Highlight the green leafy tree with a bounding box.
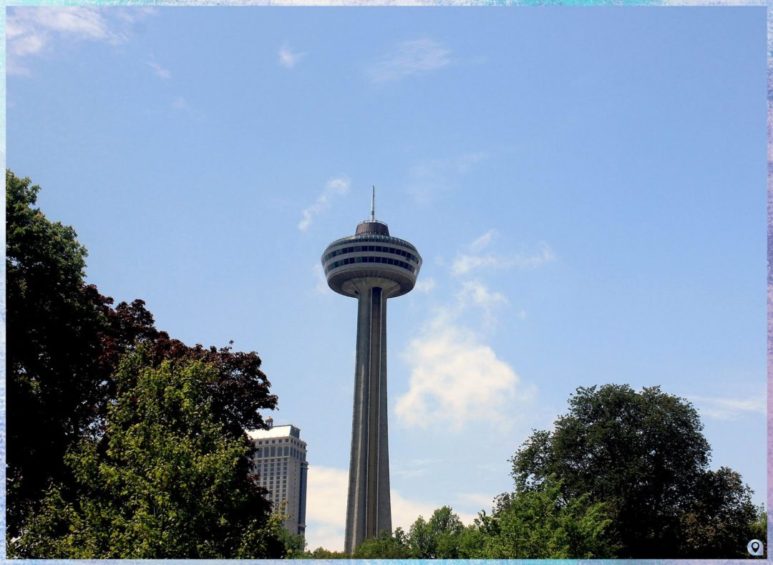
[10,355,285,558]
[474,479,616,558]
[7,170,278,541]
[303,547,349,559]
[750,504,768,543]
[512,384,762,557]
[354,528,413,558]
[407,506,465,558]
[7,170,108,534]
[679,467,761,557]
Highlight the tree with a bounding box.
[10,354,285,558]
[7,170,108,535]
[679,467,761,557]
[7,170,278,540]
[475,479,616,558]
[512,384,762,557]
[407,506,465,558]
[303,547,349,559]
[354,528,413,558]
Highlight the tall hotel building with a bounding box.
[248,418,308,537]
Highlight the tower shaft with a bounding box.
[322,216,421,554]
[345,283,392,554]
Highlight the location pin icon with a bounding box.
[748,539,764,556]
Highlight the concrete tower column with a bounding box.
[322,214,421,555]
[345,282,392,553]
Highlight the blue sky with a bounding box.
[6,6,767,551]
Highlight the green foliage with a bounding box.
[750,504,768,543]
[679,468,762,557]
[10,356,284,558]
[512,384,761,557]
[6,170,108,534]
[7,170,279,550]
[303,547,349,559]
[349,490,613,559]
[407,506,465,558]
[354,528,413,558]
[472,479,616,558]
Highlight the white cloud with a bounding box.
[457,280,507,309]
[7,7,154,75]
[368,38,451,83]
[452,241,555,276]
[457,280,508,329]
[278,44,305,69]
[305,466,348,551]
[172,96,189,110]
[414,277,436,294]
[396,317,529,431]
[305,465,473,552]
[313,264,329,295]
[147,61,171,80]
[397,248,537,431]
[470,229,496,252]
[298,176,351,232]
[688,395,765,421]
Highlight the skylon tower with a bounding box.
[322,189,421,554]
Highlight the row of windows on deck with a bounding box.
[328,255,416,273]
[324,244,419,263]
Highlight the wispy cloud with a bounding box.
[452,234,555,276]
[278,43,305,69]
[457,280,508,329]
[7,7,155,75]
[305,466,472,552]
[147,61,171,80]
[393,458,438,479]
[469,229,497,253]
[298,176,351,232]
[368,38,451,83]
[414,277,437,294]
[688,394,765,421]
[397,228,540,432]
[313,264,329,295]
[406,152,487,205]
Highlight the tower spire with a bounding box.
[371,185,376,222]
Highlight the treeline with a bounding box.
[7,170,296,557]
[306,385,766,559]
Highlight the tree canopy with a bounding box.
[11,355,286,558]
[7,170,107,533]
[351,491,615,559]
[7,170,282,556]
[511,384,762,557]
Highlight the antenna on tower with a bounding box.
[371,185,376,222]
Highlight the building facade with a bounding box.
[248,419,308,537]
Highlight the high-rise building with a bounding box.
[321,191,422,553]
[248,418,308,537]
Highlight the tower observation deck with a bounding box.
[322,201,421,554]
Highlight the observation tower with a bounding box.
[322,189,421,554]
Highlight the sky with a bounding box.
[6,5,767,552]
